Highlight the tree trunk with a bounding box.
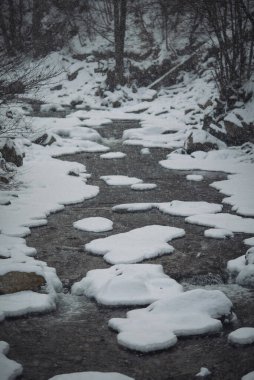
[113,0,127,86]
[32,0,44,57]
[0,7,12,54]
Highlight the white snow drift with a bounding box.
[48,372,134,380]
[228,327,254,345]
[100,175,143,186]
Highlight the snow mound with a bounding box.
[195,367,211,378]
[0,291,56,322]
[204,228,234,239]
[109,289,233,353]
[186,213,254,234]
[0,235,36,259]
[244,237,254,246]
[227,247,254,287]
[242,371,254,380]
[186,174,204,181]
[228,327,254,345]
[71,264,183,305]
[100,175,143,186]
[113,201,222,217]
[85,225,185,264]
[73,217,113,232]
[48,372,134,380]
[100,152,126,159]
[130,183,157,191]
[0,341,23,380]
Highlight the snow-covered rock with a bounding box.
[100,175,143,186]
[85,225,185,264]
[0,138,23,167]
[48,372,135,380]
[71,264,183,305]
[73,217,113,233]
[228,327,254,345]
[109,289,233,353]
[227,247,254,288]
[184,130,226,154]
[0,341,23,380]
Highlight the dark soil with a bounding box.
[1,120,254,380]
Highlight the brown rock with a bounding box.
[0,271,45,294]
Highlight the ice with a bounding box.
[186,213,254,234]
[73,217,113,232]
[186,174,204,181]
[0,291,56,322]
[0,341,23,380]
[71,264,183,305]
[85,225,185,264]
[242,371,254,380]
[100,152,126,159]
[109,289,232,352]
[100,175,143,186]
[113,201,222,217]
[204,228,234,239]
[228,327,254,345]
[48,372,134,380]
[130,183,157,191]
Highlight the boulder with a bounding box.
[32,132,56,146]
[224,118,254,145]
[0,138,23,167]
[0,271,45,294]
[184,129,226,154]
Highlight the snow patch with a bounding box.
[0,341,23,380]
[73,217,113,233]
[85,225,185,264]
[228,327,254,345]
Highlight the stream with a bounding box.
[1,119,254,380]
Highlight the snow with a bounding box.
[100,175,143,186]
[160,145,254,217]
[0,235,36,259]
[85,225,185,264]
[242,372,254,380]
[0,291,56,322]
[130,183,157,191]
[108,289,232,352]
[228,327,254,345]
[71,264,183,305]
[227,247,254,287]
[0,341,23,380]
[113,201,222,217]
[186,213,254,234]
[73,217,113,233]
[100,152,126,159]
[186,174,204,181]
[244,237,254,246]
[140,148,150,155]
[204,228,234,239]
[48,373,134,380]
[195,367,211,377]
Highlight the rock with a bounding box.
[224,119,254,145]
[112,100,121,108]
[50,84,62,91]
[198,99,213,110]
[32,133,56,146]
[184,129,226,154]
[0,138,23,167]
[0,271,45,294]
